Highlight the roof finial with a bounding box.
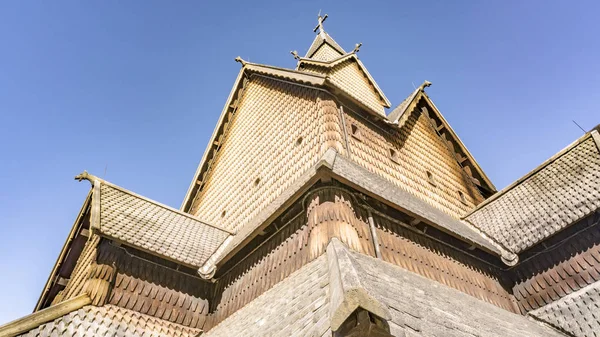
[313,12,329,38]
[290,50,300,60]
[234,56,247,66]
[419,80,432,91]
[353,43,362,53]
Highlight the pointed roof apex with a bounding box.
[305,13,346,59]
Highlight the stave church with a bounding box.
[1,14,599,337]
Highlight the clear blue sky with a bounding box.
[0,0,598,324]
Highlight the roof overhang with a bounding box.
[198,148,517,277]
[297,53,391,108]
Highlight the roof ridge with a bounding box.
[75,171,233,234]
[246,62,326,79]
[463,132,594,218]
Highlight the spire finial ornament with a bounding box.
[313,12,329,38]
[353,43,362,53]
[234,56,247,66]
[419,80,432,91]
[290,50,300,60]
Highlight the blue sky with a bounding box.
[0,0,598,324]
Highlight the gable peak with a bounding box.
[305,13,346,60]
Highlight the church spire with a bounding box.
[305,13,346,61]
[313,13,328,39]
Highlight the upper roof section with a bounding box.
[464,130,600,254]
[76,171,232,267]
[294,14,391,116]
[388,83,497,197]
[305,14,346,61]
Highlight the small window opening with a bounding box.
[254,177,261,186]
[458,190,467,204]
[389,148,398,163]
[426,171,436,187]
[350,124,362,140]
[296,136,303,146]
[221,210,227,217]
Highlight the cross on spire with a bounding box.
[313,13,329,38]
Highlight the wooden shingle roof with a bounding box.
[202,239,564,337]
[17,304,200,337]
[77,172,232,268]
[305,32,346,60]
[464,131,600,254]
[530,280,600,336]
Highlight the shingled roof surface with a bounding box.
[203,240,563,337]
[530,280,600,336]
[17,304,200,337]
[465,133,600,253]
[203,255,331,337]
[97,180,231,267]
[387,86,420,125]
[305,32,345,59]
[343,246,564,336]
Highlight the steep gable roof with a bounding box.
[180,60,392,213]
[464,130,600,254]
[388,84,497,197]
[297,53,391,115]
[305,32,346,60]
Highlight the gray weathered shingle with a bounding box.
[97,181,231,267]
[530,280,600,337]
[18,304,200,337]
[203,255,331,337]
[203,240,564,337]
[340,244,564,337]
[465,134,600,253]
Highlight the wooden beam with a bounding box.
[0,295,91,337]
[56,277,69,287]
[79,228,90,238]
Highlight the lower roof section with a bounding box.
[202,239,564,337]
[16,304,200,337]
[203,254,331,337]
[530,280,600,337]
[76,171,232,268]
[465,131,600,254]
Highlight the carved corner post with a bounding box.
[305,187,372,259]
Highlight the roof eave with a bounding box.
[180,67,246,213]
[201,148,514,274]
[463,131,596,218]
[421,93,497,192]
[34,189,93,312]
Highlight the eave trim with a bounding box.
[463,132,594,218]
[34,190,92,312]
[1,295,91,337]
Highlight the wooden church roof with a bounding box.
[75,171,232,268]
[6,13,600,337]
[465,130,600,254]
[203,239,563,337]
